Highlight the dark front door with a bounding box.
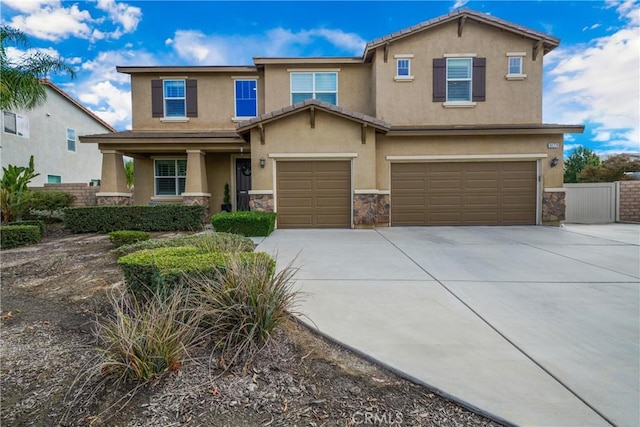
[236,158,252,211]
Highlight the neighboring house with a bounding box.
[81,8,583,228]
[1,80,115,186]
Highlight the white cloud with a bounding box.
[79,80,132,130]
[452,0,470,10]
[95,0,142,34]
[544,0,640,153]
[1,0,59,14]
[582,23,602,31]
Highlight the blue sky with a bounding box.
[2,0,639,156]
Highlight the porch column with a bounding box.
[96,150,132,205]
[182,150,211,220]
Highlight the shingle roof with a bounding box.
[236,99,391,132]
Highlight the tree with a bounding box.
[564,146,600,183]
[124,160,134,189]
[0,26,75,111]
[1,156,40,222]
[579,154,640,182]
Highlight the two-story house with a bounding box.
[81,8,583,228]
[2,80,115,186]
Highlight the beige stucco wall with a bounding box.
[133,157,153,205]
[130,71,264,131]
[250,110,377,191]
[262,64,373,116]
[206,153,232,213]
[372,19,544,125]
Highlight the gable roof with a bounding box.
[43,80,116,132]
[363,8,560,61]
[236,98,391,133]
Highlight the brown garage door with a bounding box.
[391,161,537,226]
[277,161,351,228]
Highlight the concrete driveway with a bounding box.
[256,224,639,427]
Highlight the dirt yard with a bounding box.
[1,224,503,426]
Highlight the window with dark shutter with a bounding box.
[472,57,486,102]
[432,58,446,102]
[151,80,163,117]
[186,79,198,117]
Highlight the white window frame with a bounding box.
[394,54,414,81]
[233,78,258,120]
[154,158,187,196]
[446,57,473,103]
[163,79,186,118]
[3,111,29,138]
[506,52,527,80]
[66,128,76,152]
[290,72,338,105]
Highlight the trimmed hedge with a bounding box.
[111,232,255,257]
[211,211,277,237]
[1,224,41,249]
[117,246,274,295]
[108,230,151,247]
[10,220,46,236]
[22,191,74,223]
[63,205,205,233]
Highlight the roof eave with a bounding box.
[386,124,584,137]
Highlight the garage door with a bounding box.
[277,161,351,228]
[391,161,537,226]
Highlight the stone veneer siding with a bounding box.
[29,183,100,207]
[182,195,211,222]
[354,193,390,226]
[96,195,132,206]
[249,194,274,212]
[619,181,640,223]
[542,191,566,224]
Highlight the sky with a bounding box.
[2,0,639,157]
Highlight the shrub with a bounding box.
[189,256,300,366]
[95,289,203,383]
[63,205,205,233]
[117,246,274,296]
[10,219,45,236]
[108,230,150,247]
[0,224,41,249]
[111,232,255,257]
[211,211,277,237]
[22,190,74,212]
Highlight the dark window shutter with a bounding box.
[472,57,486,102]
[432,58,446,102]
[186,79,198,117]
[151,79,163,117]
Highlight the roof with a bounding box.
[387,123,585,136]
[116,66,258,74]
[363,8,560,60]
[236,99,391,133]
[253,57,362,65]
[42,80,116,132]
[80,130,242,141]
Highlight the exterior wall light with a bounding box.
[550,157,559,168]
[259,158,266,168]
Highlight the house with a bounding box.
[81,8,583,228]
[1,80,115,186]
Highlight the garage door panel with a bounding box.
[278,196,313,208]
[391,161,536,226]
[278,180,313,191]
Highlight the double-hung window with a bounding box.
[506,52,527,80]
[509,57,522,75]
[290,72,337,105]
[163,80,186,117]
[66,128,76,152]
[3,111,29,137]
[154,159,186,196]
[234,79,257,118]
[446,58,473,102]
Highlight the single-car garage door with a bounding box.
[391,161,537,226]
[277,161,351,228]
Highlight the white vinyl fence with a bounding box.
[564,183,616,223]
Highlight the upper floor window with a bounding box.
[509,57,522,75]
[235,79,257,118]
[290,72,337,105]
[3,111,29,138]
[446,58,473,102]
[151,79,198,118]
[506,52,527,80]
[433,57,486,104]
[66,128,76,152]
[397,59,410,77]
[154,159,186,196]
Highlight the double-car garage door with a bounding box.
[391,161,537,226]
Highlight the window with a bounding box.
[234,79,257,118]
[164,80,186,117]
[3,111,29,138]
[397,59,410,77]
[154,159,186,196]
[508,57,522,75]
[290,72,337,105]
[446,58,472,102]
[47,175,61,183]
[506,53,527,80]
[66,128,76,152]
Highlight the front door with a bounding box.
[236,158,252,211]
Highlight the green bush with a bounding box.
[63,205,205,233]
[0,224,41,249]
[108,230,151,247]
[22,190,74,212]
[111,232,255,257]
[211,211,277,237]
[117,246,274,296]
[10,220,45,236]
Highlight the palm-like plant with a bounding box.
[1,155,40,222]
[1,26,75,111]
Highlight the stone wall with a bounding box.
[542,191,566,224]
[249,194,274,212]
[354,193,390,227]
[182,195,211,222]
[29,183,99,207]
[96,195,132,206]
[619,181,640,223]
